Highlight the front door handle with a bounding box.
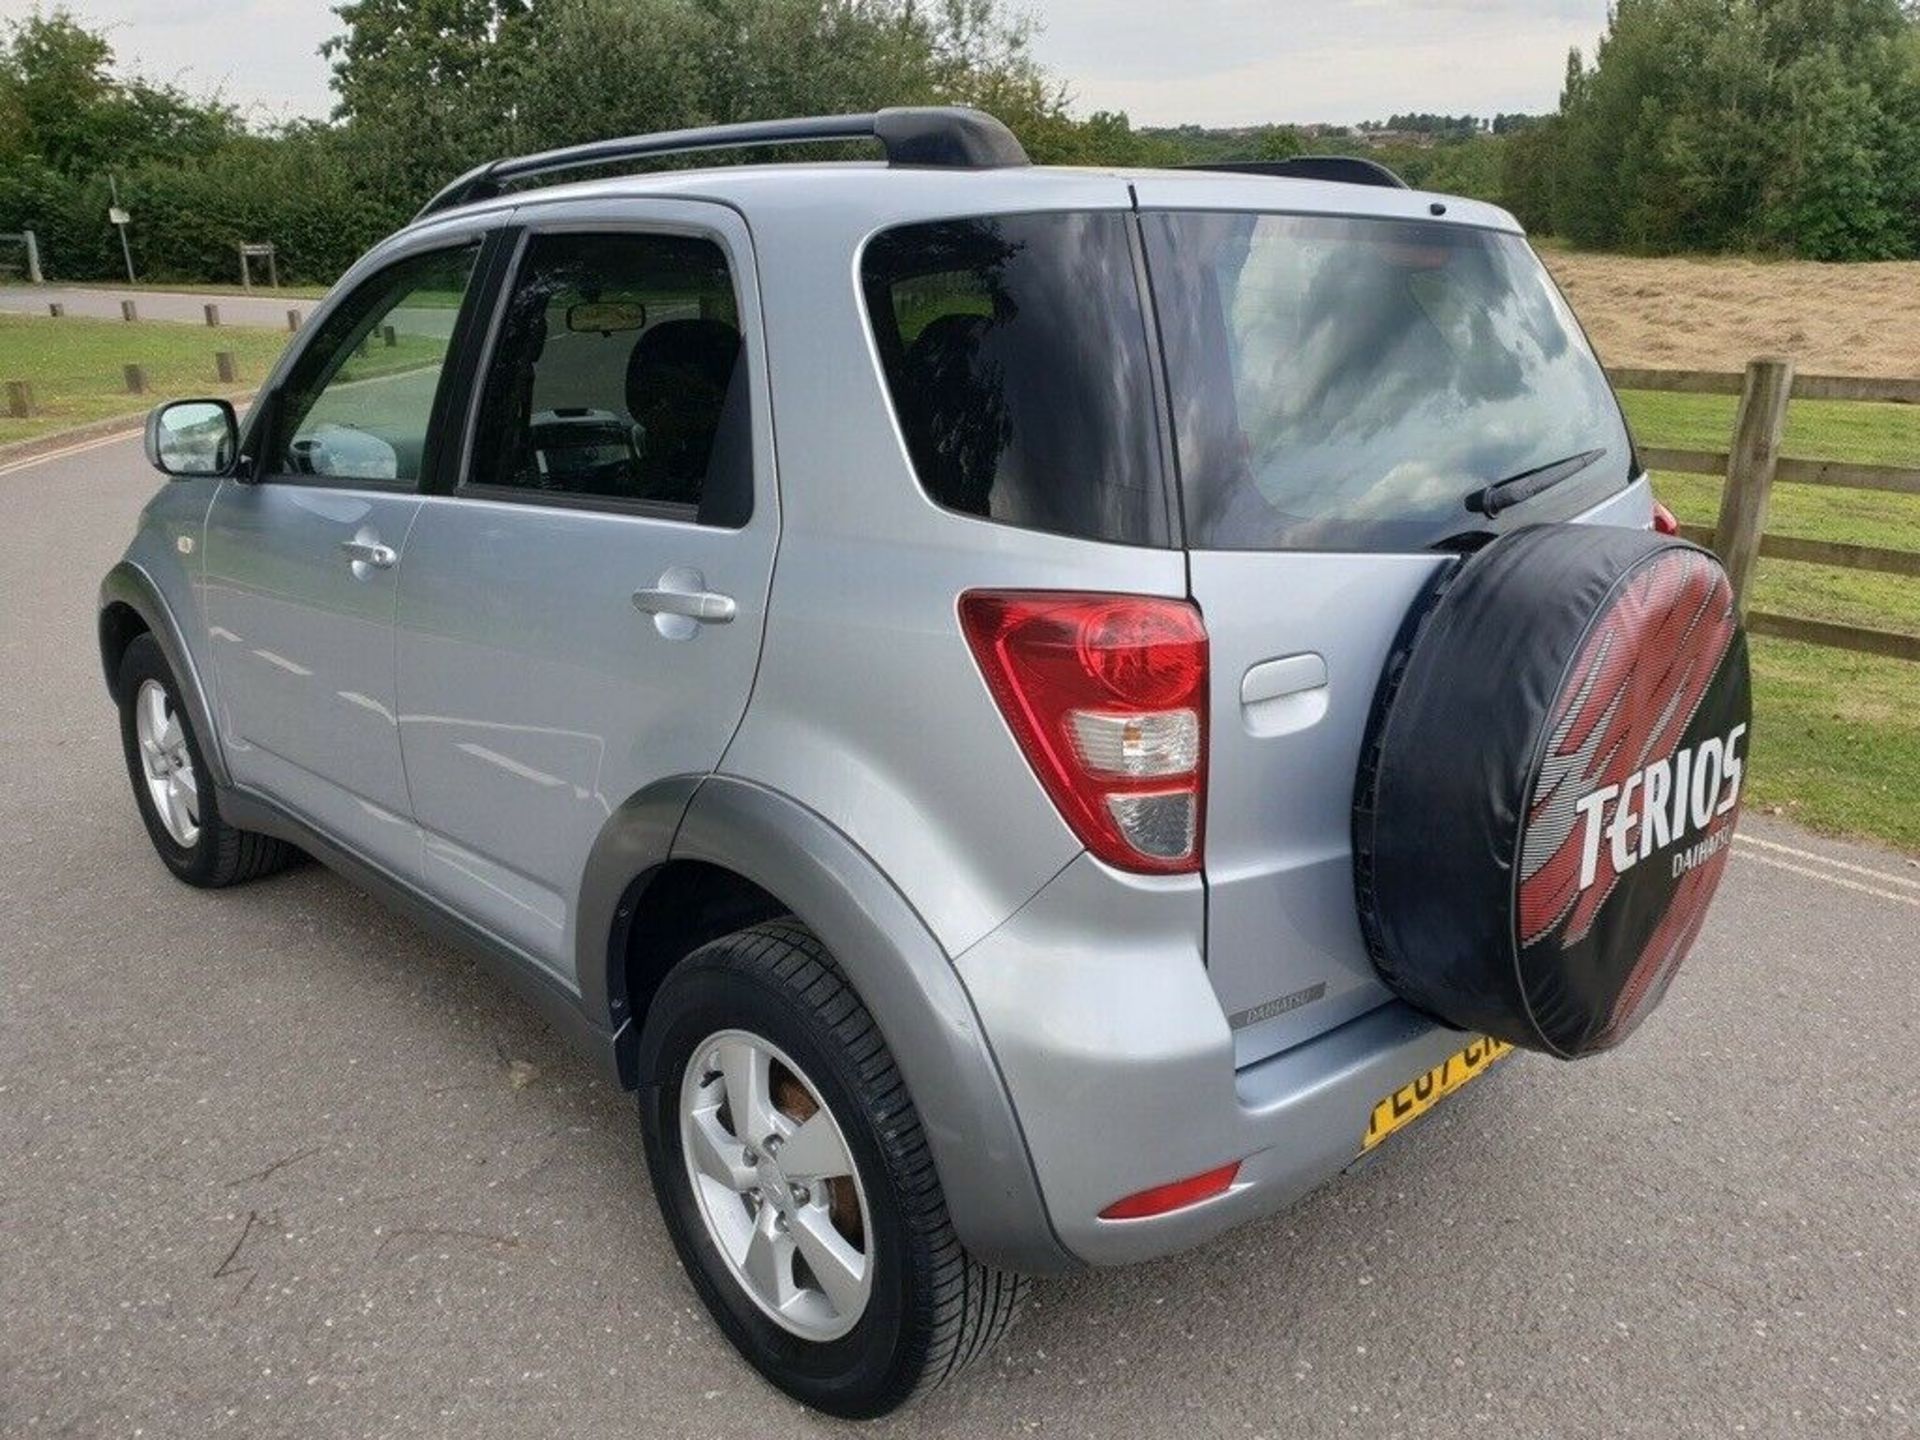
[633,577,736,625]
[340,538,397,569]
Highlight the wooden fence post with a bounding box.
[120,299,138,322]
[286,308,301,332]
[204,302,221,327]
[380,324,397,347]
[1713,357,1795,618]
[4,380,32,417]
[215,350,236,384]
[123,363,146,395]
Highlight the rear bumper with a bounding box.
[955,852,1484,1266]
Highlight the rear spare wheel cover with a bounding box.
[1355,525,1752,1058]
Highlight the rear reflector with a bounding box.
[1098,1161,1241,1220]
[960,591,1208,874]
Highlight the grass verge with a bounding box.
[1617,387,1919,851]
[0,312,294,444]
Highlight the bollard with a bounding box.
[215,350,236,384]
[4,379,32,418]
[204,302,221,327]
[287,308,301,332]
[381,324,397,348]
[47,302,64,318]
[120,299,138,322]
[123,364,147,395]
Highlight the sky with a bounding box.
[0,0,1615,129]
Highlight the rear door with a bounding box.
[395,201,777,983]
[1136,196,1648,1064]
[203,239,485,877]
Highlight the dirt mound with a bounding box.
[1543,250,1920,378]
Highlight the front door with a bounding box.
[203,240,484,876]
[396,206,778,981]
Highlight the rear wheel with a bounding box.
[638,920,1026,1417]
[115,633,298,888]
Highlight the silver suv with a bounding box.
[100,108,1749,1417]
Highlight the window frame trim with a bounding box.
[443,206,760,528]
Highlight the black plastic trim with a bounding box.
[1180,156,1411,190]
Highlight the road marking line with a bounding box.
[1738,849,1920,909]
[1738,833,1920,892]
[0,427,141,476]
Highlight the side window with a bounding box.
[467,231,750,525]
[269,243,479,485]
[860,213,1170,547]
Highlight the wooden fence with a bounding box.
[1606,360,1920,663]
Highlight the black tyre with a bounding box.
[637,920,1026,1418]
[115,633,298,888]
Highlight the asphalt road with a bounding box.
[0,285,313,328]
[3,433,1916,1439]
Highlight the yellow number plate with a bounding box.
[1363,1037,1513,1150]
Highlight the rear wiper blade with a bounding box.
[1465,448,1608,519]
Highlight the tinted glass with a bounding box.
[861,213,1170,547]
[469,231,749,523]
[272,244,478,484]
[1143,212,1633,551]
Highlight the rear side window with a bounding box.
[1142,211,1633,551]
[861,213,1171,547]
[468,231,749,525]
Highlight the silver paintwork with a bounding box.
[135,678,200,846]
[102,152,1643,1278]
[679,1028,873,1340]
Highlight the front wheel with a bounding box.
[638,920,1026,1418]
[115,633,298,888]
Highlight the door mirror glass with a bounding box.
[145,399,238,477]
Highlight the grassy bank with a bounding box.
[0,313,293,444]
[1618,388,1920,850]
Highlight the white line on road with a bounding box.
[1738,833,1920,892]
[0,427,140,477]
[1738,848,1920,909]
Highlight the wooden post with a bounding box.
[120,299,138,322]
[47,302,63,318]
[286,308,301,332]
[381,324,397,347]
[4,380,32,417]
[123,364,146,395]
[1713,357,1795,618]
[204,302,221,327]
[215,350,236,383]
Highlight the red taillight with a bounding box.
[1099,1161,1241,1220]
[1652,499,1680,536]
[960,591,1208,875]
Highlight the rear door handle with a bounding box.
[339,538,397,569]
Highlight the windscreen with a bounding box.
[1142,211,1633,551]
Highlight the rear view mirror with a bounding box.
[567,300,646,335]
[145,399,238,478]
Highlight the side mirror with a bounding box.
[145,399,239,478]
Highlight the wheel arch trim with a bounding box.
[99,560,232,790]
[629,774,1076,1274]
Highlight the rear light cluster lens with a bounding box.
[960,591,1208,874]
[1652,499,1681,536]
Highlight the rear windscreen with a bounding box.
[1142,212,1633,551]
[861,213,1172,547]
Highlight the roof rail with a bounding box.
[415,106,1029,220]
[1180,156,1411,190]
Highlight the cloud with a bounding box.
[1025,0,1611,125]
